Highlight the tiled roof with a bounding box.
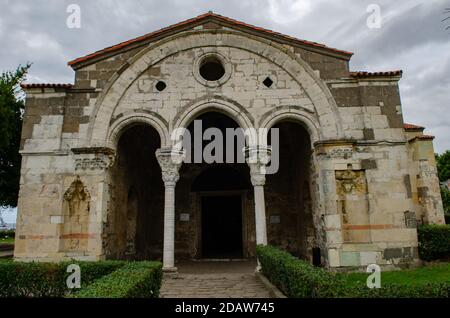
[404,123,425,131]
[20,83,73,89]
[409,135,435,141]
[68,12,353,67]
[416,135,435,140]
[350,71,403,78]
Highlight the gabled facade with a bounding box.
[16,13,445,270]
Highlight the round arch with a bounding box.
[87,30,344,147]
[107,112,170,150]
[172,98,257,147]
[259,106,321,145]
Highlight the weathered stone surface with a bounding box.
[15,16,444,270]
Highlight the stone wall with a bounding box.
[15,24,444,268]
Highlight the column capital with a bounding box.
[244,146,271,186]
[156,148,185,187]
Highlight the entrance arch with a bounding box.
[266,120,315,261]
[174,111,255,259]
[107,123,164,260]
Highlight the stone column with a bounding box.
[156,148,185,272]
[245,146,271,247]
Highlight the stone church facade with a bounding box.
[15,13,445,270]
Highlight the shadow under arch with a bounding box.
[259,106,321,146]
[107,112,170,150]
[172,97,257,148]
[107,123,164,260]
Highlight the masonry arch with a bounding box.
[87,30,344,148]
[173,98,257,148]
[259,106,321,145]
[107,112,170,150]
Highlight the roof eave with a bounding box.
[68,13,353,70]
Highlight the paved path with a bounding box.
[0,250,13,258]
[160,260,273,298]
[0,244,13,258]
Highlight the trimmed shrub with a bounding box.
[73,261,162,298]
[257,245,450,298]
[418,224,450,261]
[0,260,126,298]
[256,245,345,298]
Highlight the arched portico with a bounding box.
[85,29,345,271]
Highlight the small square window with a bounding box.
[263,77,273,88]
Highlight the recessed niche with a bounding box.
[155,81,167,92]
[199,56,225,81]
[263,77,273,88]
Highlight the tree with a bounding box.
[436,151,450,217]
[0,64,30,207]
[436,151,450,182]
[443,8,450,30]
[441,187,450,214]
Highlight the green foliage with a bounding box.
[0,260,126,298]
[256,245,345,298]
[418,224,450,261]
[0,229,15,239]
[342,263,450,286]
[72,261,162,298]
[436,151,450,182]
[346,282,449,298]
[0,64,31,207]
[257,245,450,298]
[440,186,450,215]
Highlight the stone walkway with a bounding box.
[160,260,273,298]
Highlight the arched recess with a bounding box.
[259,106,321,145]
[172,98,257,147]
[107,112,170,150]
[106,123,164,260]
[265,120,316,260]
[87,30,344,148]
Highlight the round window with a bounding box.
[199,56,225,81]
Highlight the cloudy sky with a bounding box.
[0,0,448,153]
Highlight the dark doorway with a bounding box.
[109,124,164,260]
[201,195,243,259]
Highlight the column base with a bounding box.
[163,266,178,273]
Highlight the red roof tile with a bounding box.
[21,83,73,89]
[416,135,435,140]
[404,123,425,131]
[350,71,403,78]
[68,12,353,68]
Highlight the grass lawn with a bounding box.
[0,237,14,244]
[340,263,450,286]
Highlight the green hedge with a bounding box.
[0,260,126,298]
[0,230,15,239]
[257,245,450,298]
[418,224,450,261]
[256,245,345,297]
[72,261,162,298]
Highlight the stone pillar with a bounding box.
[156,148,184,271]
[245,146,271,247]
